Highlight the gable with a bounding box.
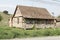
[14,7,22,17]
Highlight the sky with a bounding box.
[0,0,60,16]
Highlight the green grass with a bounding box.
[0,12,12,26]
[0,26,60,39]
[0,26,23,39]
[0,12,60,39]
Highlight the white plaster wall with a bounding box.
[13,17,23,28]
[15,7,22,17]
[56,22,60,27]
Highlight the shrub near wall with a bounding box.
[0,26,60,39]
[0,27,14,39]
[0,14,2,21]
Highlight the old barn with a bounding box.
[9,5,56,29]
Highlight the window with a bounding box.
[26,20,33,24]
[46,19,52,24]
[25,19,33,24]
[35,20,40,24]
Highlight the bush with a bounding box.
[12,29,25,38]
[0,31,14,39]
[0,26,60,39]
[0,15,2,21]
[32,24,36,30]
[0,28,14,39]
[3,10,8,15]
[57,15,60,18]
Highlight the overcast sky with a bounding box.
[0,0,60,16]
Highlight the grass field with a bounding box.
[0,12,12,26]
[0,26,60,39]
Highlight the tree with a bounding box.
[3,10,8,15]
[57,15,60,18]
[0,14,2,21]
